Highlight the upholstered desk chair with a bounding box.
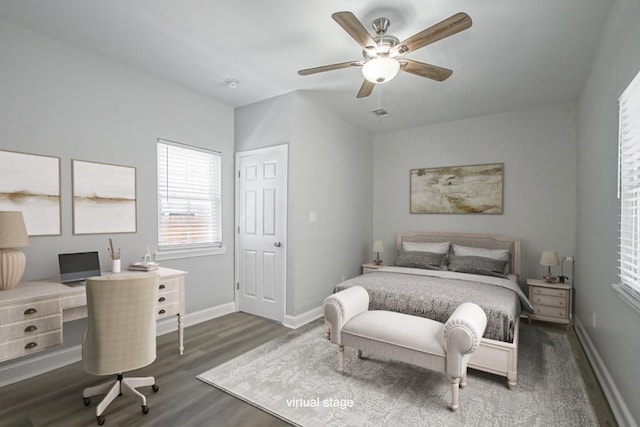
[82,275,160,425]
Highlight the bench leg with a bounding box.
[357,349,363,359]
[460,371,467,388]
[507,372,517,390]
[338,345,345,373]
[450,377,460,411]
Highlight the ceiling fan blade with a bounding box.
[332,11,378,51]
[356,80,375,98]
[390,12,472,57]
[298,60,363,76]
[400,59,453,81]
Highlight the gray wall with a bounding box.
[372,103,578,287]
[235,91,373,316]
[576,0,640,422]
[0,20,236,355]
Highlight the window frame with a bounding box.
[615,70,640,313]
[156,139,225,260]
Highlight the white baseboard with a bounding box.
[0,345,83,389]
[0,301,238,388]
[282,306,323,329]
[574,318,637,427]
[156,302,237,335]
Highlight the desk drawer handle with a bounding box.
[24,308,37,315]
[158,297,166,302]
[159,284,166,289]
[24,342,38,350]
[24,325,38,333]
[158,309,166,315]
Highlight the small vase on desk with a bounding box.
[112,259,121,273]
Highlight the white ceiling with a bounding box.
[0,0,613,133]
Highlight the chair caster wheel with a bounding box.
[142,405,150,414]
[152,384,159,393]
[97,415,105,425]
[83,397,91,406]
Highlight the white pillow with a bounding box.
[402,241,450,254]
[452,244,510,261]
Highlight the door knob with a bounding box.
[274,241,282,247]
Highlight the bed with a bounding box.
[332,232,532,389]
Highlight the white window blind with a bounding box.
[618,70,640,300]
[157,139,222,250]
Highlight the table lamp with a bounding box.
[539,250,559,283]
[372,240,384,265]
[0,211,30,291]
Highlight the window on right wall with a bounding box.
[616,69,640,311]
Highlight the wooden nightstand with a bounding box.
[527,278,572,328]
[362,263,383,273]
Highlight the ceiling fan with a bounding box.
[298,11,472,98]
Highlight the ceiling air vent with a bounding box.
[372,108,390,118]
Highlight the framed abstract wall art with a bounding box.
[0,150,61,235]
[72,159,137,234]
[410,163,504,214]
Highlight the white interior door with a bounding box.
[236,145,287,322]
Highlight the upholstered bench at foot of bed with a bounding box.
[323,286,487,411]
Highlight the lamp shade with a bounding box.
[362,57,400,84]
[0,211,29,248]
[539,250,560,266]
[372,240,384,253]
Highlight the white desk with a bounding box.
[0,268,186,363]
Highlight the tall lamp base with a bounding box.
[0,248,26,291]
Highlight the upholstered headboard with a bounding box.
[397,232,521,279]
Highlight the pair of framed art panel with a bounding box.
[0,150,136,236]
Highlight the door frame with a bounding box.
[234,144,288,323]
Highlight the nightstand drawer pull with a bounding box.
[159,284,166,289]
[24,342,38,350]
[158,309,166,315]
[24,325,38,333]
[23,308,37,315]
[158,297,166,302]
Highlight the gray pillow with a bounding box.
[447,255,508,278]
[396,250,446,270]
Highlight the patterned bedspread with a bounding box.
[334,267,533,343]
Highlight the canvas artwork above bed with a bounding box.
[331,232,532,390]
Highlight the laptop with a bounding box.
[58,251,101,285]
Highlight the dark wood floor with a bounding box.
[0,313,617,426]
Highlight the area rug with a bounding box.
[197,323,598,426]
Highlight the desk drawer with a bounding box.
[0,314,62,341]
[158,278,180,293]
[532,294,567,308]
[62,293,87,310]
[0,299,61,324]
[0,330,62,362]
[157,289,178,305]
[156,302,178,319]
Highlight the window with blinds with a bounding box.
[157,139,222,250]
[618,70,640,301]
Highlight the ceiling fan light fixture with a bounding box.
[362,56,399,84]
